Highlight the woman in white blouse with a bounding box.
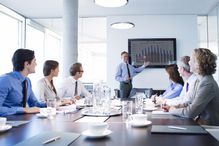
[35,60,72,105]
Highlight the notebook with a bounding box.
[14,131,80,146]
[151,125,208,134]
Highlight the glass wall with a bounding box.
[0,6,25,75]
[197,16,208,48]
[78,17,107,83]
[26,20,62,88]
[207,3,219,83]
[0,4,107,88]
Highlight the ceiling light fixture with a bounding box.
[94,0,128,7]
[111,22,135,29]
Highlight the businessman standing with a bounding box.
[115,51,149,99]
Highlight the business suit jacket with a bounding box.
[35,78,59,102]
[170,75,219,126]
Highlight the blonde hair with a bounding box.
[193,48,217,75]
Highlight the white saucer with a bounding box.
[131,120,152,127]
[36,113,48,118]
[82,129,112,138]
[0,125,12,132]
[143,107,157,111]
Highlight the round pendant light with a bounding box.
[111,22,135,29]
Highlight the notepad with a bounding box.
[75,116,109,123]
[14,131,80,146]
[206,129,219,141]
[151,125,208,134]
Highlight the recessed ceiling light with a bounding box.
[111,22,135,29]
[94,0,128,7]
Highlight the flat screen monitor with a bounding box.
[128,38,176,68]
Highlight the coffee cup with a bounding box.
[145,99,155,108]
[0,117,6,127]
[88,122,108,134]
[131,114,147,123]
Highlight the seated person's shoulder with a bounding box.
[0,73,12,83]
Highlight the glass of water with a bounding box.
[122,100,133,121]
[47,98,57,119]
[135,95,143,114]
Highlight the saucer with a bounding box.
[143,107,157,111]
[131,120,152,127]
[0,125,12,132]
[82,129,112,138]
[36,113,48,118]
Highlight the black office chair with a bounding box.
[129,88,153,98]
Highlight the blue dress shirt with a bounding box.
[161,81,183,99]
[0,71,46,116]
[115,62,145,83]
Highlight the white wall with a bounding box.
[107,15,198,90]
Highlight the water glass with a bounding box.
[135,95,143,114]
[92,97,103,113]
[84,96,93,107]
[47,99,57,119]
[122,100,133,121]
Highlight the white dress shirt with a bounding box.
[166,74,197,106]
[57,76,91,98]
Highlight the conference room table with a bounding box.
[0,107,218,146]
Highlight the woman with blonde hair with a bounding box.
[169,48,219,125]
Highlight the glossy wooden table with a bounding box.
[0,108,218,146]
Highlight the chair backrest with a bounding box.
[129,88,153,98]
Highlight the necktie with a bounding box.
[126,63,131,83]
[74,81,78,96]
[22,79,27,107]
[186,82,189,92]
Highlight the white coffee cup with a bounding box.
[88,122,108,134]
[0,117,6,127]
[131,114,147,123]
[145,99,155,108]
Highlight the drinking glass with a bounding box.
[135,95,143,114]
[122,100,133,121]
[84,95,93,107]
[47,99,57,119]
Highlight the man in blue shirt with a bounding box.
[0,49,46,116]
[115,51,149,99]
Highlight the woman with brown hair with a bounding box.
[35,60,72,105]
[160,64,184,99]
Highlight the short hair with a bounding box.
[193,48,217,75]
[69,62,82,76]
[165,64,184,85]
[12,48,35,71]
[178,56,190,72]
[43,60,59,76]
[121,51,128,56]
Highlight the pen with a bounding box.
[168,126,187,130]
[42,136,61,145]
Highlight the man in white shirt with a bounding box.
[58,63,91,100]
[165,56,197,106]
[155,56,197,106]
